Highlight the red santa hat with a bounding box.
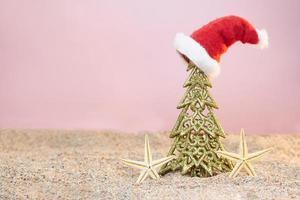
[174,16,269,78]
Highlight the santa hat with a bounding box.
[174,16,269,78]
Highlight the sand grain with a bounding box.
[0,129,299,199]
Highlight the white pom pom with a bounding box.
[256,29,269,49]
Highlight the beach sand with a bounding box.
[0,129,299,199]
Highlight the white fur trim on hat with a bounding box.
[174,33,220,78]
[256,29,269,49]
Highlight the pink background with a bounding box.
[1,0,300,133]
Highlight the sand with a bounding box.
[0,129,299,200]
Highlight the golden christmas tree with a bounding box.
[159,62,232,177]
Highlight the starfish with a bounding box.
[121,134,176,184]
[217,129,272,178]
